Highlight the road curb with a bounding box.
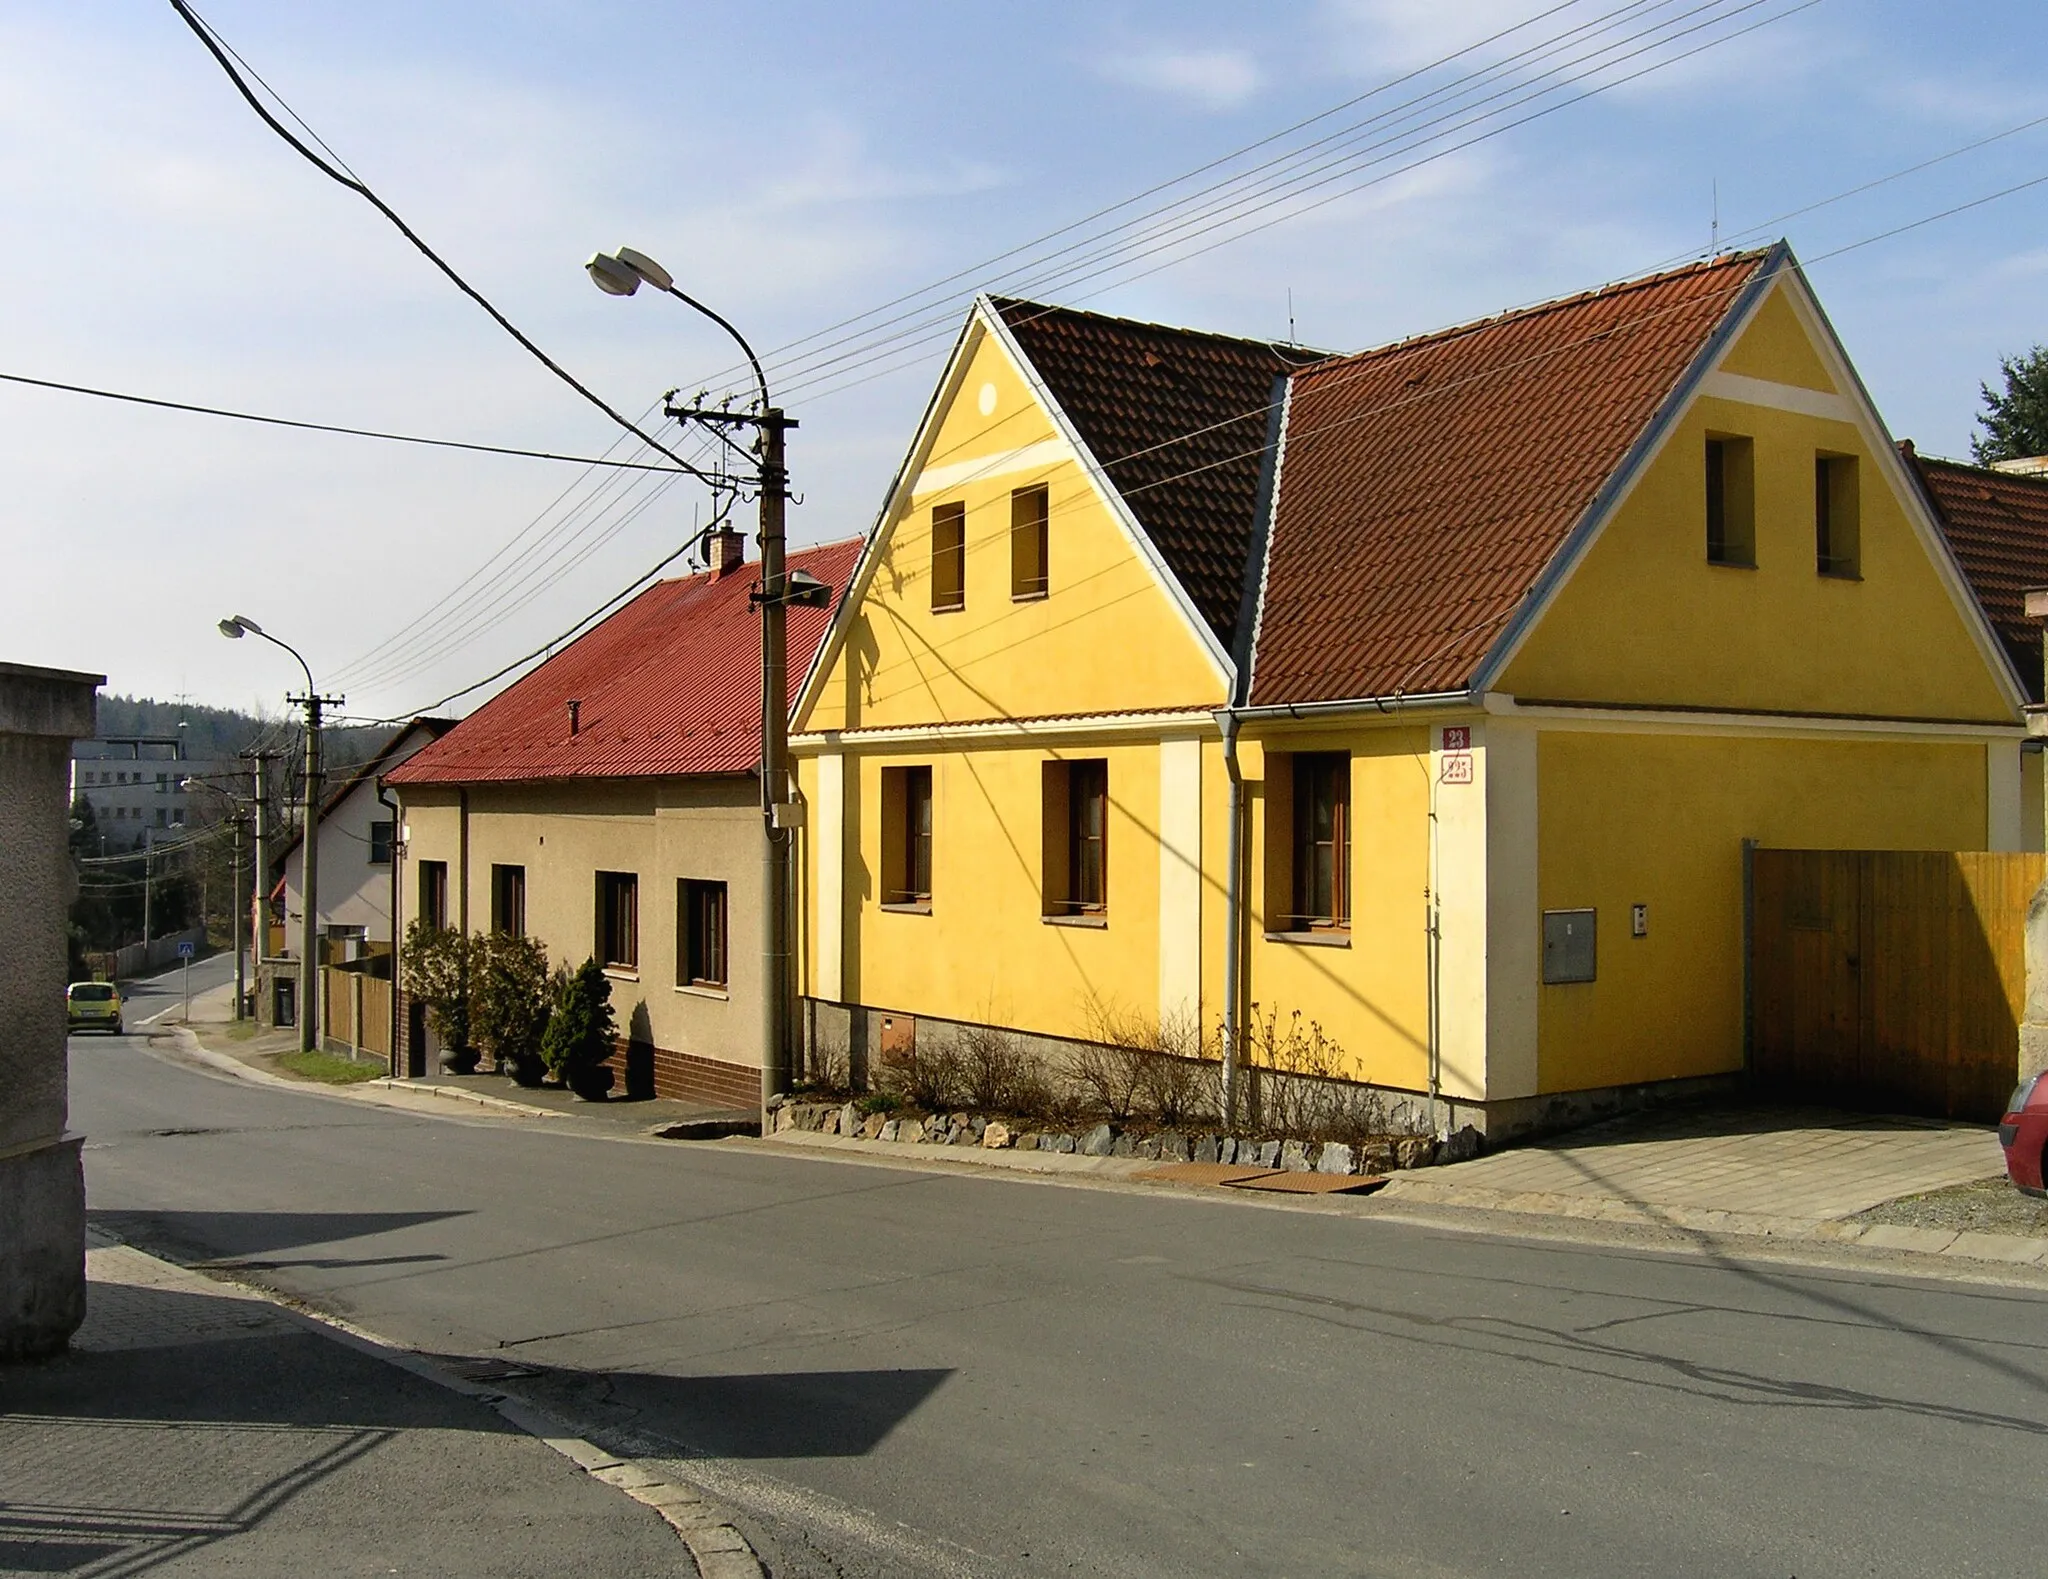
[94,1228,764,1579]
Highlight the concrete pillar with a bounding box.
[0,660,100,1361]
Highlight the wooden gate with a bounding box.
[1749,850,2043,1122]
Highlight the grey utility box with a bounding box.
[1542,908,1597,984]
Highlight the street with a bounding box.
[71,1024,2048,1579]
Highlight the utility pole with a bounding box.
[231,813,246,1021]
[249,753,270,997]
[758,409,793,1109]
[287,693,341,1056]
[141,826,153,957]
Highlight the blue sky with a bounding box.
[4,0,2046,718]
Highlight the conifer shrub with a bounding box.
[540,957,616,1099]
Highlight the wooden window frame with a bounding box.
[1010,483,1049,600]
[679,878,728,991]
[1816,452,1860,578]
[880,765,934,910]
[596,870,639,972]
[490,863,526,937]
[1289,753,1351,932]
[419,860,448,932]
[1042,759,1108,921]
[931,501,966,613]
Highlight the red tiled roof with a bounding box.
[994,299,1327,652]
[1911,449,2048,702]
[1250,251,1772,705]
[387,539,862,785]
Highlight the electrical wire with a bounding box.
[166,0,718,486]
[0,369,690,473]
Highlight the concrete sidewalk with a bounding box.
[0,1239,700,1577]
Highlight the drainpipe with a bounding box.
[378,780,401,1077]
[1217,708,1245,1129]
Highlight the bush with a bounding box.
[470,930,553,1082]
[401,919,470,1064]
[956,1023,1049,1114]
[539,958,616,1098]
[1234,1006,1413,1144]
[878,1035,964,1113]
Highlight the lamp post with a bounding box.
[218,615,339,1054]
[586,248,832,1115]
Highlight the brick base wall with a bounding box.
[605,1039,758,1112]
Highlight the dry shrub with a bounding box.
[796,1034,853,1102]
[1234,1005,1424,1144]
[878,1036,963,1113]
[1072,1004,1219,1127]
[956,1022,1051,1115]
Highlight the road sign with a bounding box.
[178,940,195,959]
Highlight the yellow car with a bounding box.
[67,981,123,1035]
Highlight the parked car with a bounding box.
[1998,1073,2047,1197]
[66,980,123,1035]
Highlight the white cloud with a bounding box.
[1097,46,1262,110]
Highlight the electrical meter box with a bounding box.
[1542,908,1597,984]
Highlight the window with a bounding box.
[155,808,167,829]
[597,871,639,970]
[1704,434,1754,566]
[880,765,934,908]
[1290,753,1351,930]
[1042,759,1108,918]
[931,500,966,612]
[369,820,394,865]
[1010,484,1049,599]
[1816,453,1860,577]
[680,879,728,989]
[491,864,527,936]
[419,860,448,931]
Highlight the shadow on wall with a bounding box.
[624,1002,657,1100]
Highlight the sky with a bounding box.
[4,0,2046,721]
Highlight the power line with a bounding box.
[0,369,690,473]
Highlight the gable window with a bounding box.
[1290,753,1351,931]
[1705,434,1755,566]
[369,820,394,865]
[931,501,966,612]
[491,864,527,936]
[880,765,934,910]
[419,860,448,931]
[1010,484,1049,600]
[597,871,639,971]
[1816,453,1860,577]
[680,879,728,990]
[1042,759,1108,920]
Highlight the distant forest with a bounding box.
[95,695,394,771]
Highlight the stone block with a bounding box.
[879,1119,900,1143]
[898,1119,925,1144]
[839,1103,861,1134]
[1394,1136,1437,1170]
[1217,1137,1238,1165]
[860,1112,886,1139]
[983,1122,1013,1149]
[1254,1140,1281,1168]
[1015,1132,1039,1150]
[1319,1142,1355,1175]
[1081,1124,1116,1157]
[1279,1140,1311,1172]
[1157,1131,1191,1163]
[1050,1132,1077,1154]
[1437,1126,1483,1165]
[1193,1134,1220,1166]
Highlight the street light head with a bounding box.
[784,568,835,609]
[586,252,641,297]
[218,617,247,639]
[614,247,674,293]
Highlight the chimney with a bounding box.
[710,527,747,580]
[567,699,581,737]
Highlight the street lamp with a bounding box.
[218,614,337,1054]
[586,247,830,1114]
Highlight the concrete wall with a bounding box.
[1,660,99,1360]
[395,775,765,1109]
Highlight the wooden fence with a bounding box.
[320,966,392,1062]
[1749,849,2043,1122]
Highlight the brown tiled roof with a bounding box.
[992,298,1326,652]
[1911,448,2048,702]
[387,539,862,786]
[1249,251,1773,705]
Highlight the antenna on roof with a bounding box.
[1286,287,1297,346]
[1710,177,1720,257]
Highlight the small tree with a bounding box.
[401,918,470,1068]
[1972,346,2048,465]
[470,930,553,1083]
[539,957,616,1097]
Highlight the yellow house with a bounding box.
[791,245,2028,1137]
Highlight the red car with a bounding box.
[1999,1074,2048,1196]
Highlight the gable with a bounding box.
[1494,277,2021,724]
[797,312,1230,734]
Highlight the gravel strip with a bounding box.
[1854,1175,2048,1236]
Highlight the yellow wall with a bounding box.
[1716,286,1835,391]
[1500,287,2015,725]
[800,321,1226,733]
[1534,728,1989,1093]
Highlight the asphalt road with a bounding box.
[73,1030,2048,1579]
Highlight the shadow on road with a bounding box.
[89,1207,470,1267]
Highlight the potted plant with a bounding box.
[539,957,616,1101]
[470,930,553,1086]
[401,918,474,1074]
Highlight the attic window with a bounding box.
[931,501,966,613]
[1010,484,1049,600]
[1705,434,1755,567]
[1816,453,1860,578]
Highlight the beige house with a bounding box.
[385,533,858,1106]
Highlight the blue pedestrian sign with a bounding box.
[178,940,195,959]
